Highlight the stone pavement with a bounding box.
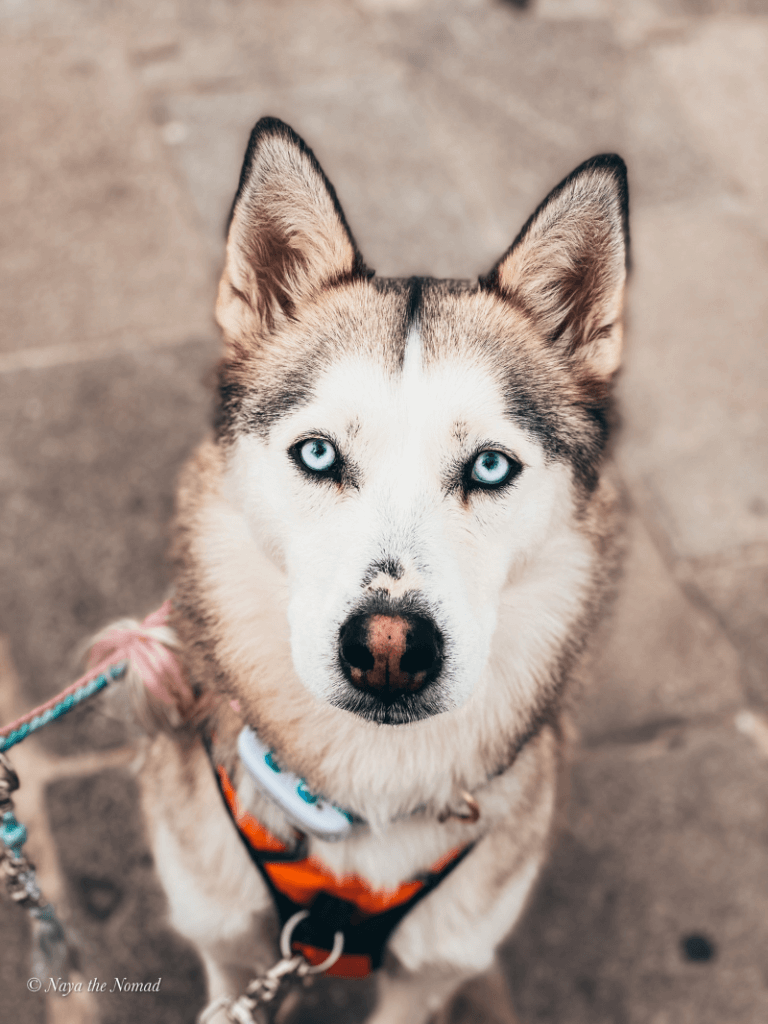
[1,0,766,1022]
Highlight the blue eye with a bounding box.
[299,438,337,473]
[470,450,515,487]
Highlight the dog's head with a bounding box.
[208,118,628,729]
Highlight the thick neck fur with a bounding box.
[171,440,618,834]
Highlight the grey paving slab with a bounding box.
[650,15,768,232]
[0,898,45,1024]
[616,200,768,561]
[160,81,504,278]
[670,0,768,12]
[0,339,216,752]
[277,975,377,1024]
[504,724,768,1024]
[537,0,768,23]
[45,768,206,1024]
[682,553,768,712]
[617,47,723,210]
[129,0,401,94]
[0,31,214,357]
[156,5,627,278]
[576,510,742,742]
[4,0,441,96]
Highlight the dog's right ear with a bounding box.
[216,118,367,354]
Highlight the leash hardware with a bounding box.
[437,789,481,824]
[0,752,20,806]
[200,911,345,1024]
[279,908,344,971]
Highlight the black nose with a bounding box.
[338,611,443,698]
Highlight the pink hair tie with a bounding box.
[87,599,195,715]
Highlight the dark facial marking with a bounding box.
[247,383,316,435]
[214,353,322,443]
[452,420,468,445]
[361,558,405,585]
[214,371,247,444]
[499,360,612,495]
[330,681,448,725]
[405,276,425,333]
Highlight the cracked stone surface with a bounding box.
[45,769,206,1024]
[1,1,766,1022]
[0,34,213,360]
[0,340,217,756]
[506,725,768,1024]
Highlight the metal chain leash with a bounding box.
[0,751,69,978]
[0,751,44,909]
[199,910,345,1024]
[0,608,190,981]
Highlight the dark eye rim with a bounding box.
[288,434,344,483]
[463,447,523,493]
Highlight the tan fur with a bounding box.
[489,159,628,378]
[216,119,367,350]
[128,120,628,1023]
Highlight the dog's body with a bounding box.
[136,119,628,1023]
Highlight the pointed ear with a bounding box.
[483,154,629,379]
[216,117,369,352]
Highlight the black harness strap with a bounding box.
[205,740,474,972]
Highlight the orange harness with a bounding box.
[214,762,472,978]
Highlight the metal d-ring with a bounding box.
[279,909,345,974]
[438,789,481,824]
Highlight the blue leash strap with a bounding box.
[0,661,126,753]
[0,663,125,979]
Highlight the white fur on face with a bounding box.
[226,329,576,717]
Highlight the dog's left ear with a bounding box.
[217,117,368,353]
[483,155,629,379]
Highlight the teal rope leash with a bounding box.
[0,602,190,983]
[0,662,126,754]
[0,660,127,982]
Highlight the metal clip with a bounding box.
[438,789,481,824]
[0,752,20,809]
[199,910,345,1024]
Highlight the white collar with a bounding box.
[237,727,356,842]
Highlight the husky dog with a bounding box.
[138,118,628,1024]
